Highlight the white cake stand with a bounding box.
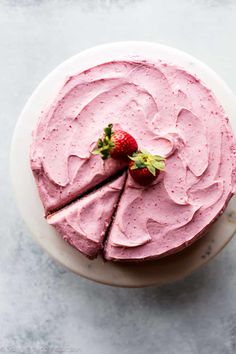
[10,41,236,287]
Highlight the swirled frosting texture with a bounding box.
[30,59,236,260]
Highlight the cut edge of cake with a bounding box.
[47,172,127,259]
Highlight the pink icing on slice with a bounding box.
[105,175,200,252]
[47,174,126,259]
[110,195,151,247]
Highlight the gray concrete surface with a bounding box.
[1,0,236,353]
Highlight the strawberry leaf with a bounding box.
[135,160,145,169]
[147,164,156,176]
[92,149,101,155]
[157,161,165,170]
[104,124,113,139]
[92,123,115,159]
[128,155,137,161]
[97,138,102,146]
[129,149,166,174]
[152,160,165,170]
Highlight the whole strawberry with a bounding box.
[92,123,138,160]
[129,150,165,186]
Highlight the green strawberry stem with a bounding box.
[92,124,115,160]
[129,149,165,176]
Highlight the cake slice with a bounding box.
[47,173,126,259]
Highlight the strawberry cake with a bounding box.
[30,59,236,261]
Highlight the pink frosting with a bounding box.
[30,59,236,261]
[47,174,126,259]
[103,62,236,261]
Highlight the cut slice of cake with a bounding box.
[47,173,126,259]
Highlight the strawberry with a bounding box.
[92,123,138,160]
[129,150,165,186]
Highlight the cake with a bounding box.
[47,174,126,259]
[30,59,236,261]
